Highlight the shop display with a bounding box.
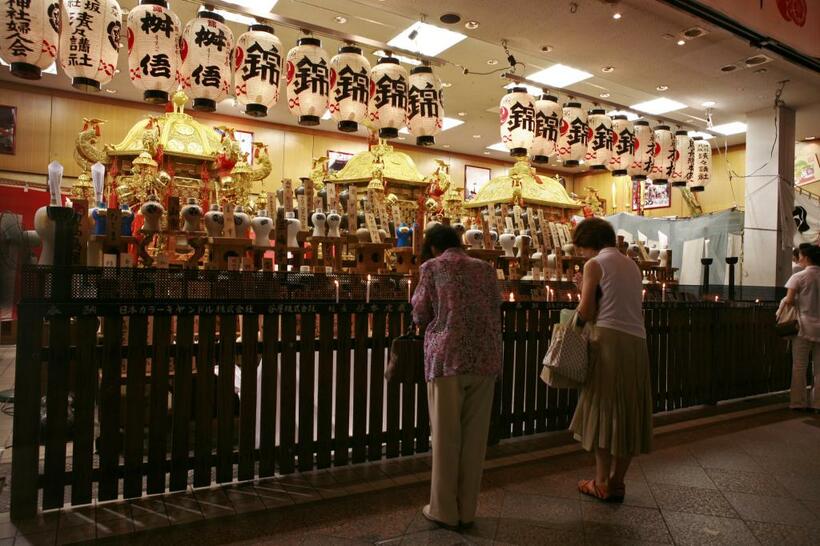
[234,24,283,117]
[329,45,370,132]
[59,0,121,91]
[127,0,182,104]
[369,56,408,139]
[0,0,60,80]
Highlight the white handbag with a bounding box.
[540,311,589,388]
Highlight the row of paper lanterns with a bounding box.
[500,87,712,191]
[0,0,444,144]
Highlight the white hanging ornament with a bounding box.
[531,94,561,164]
[499,87,535,158]
[0,0,60,80]
[627,120,655,181]
[671,130,693,187]
[126,0,181,104]
[649,125,675,184]
[286,36,329,126]
[329,45,369,132]
[557,101,588,167]
[59,0,122,91]
[407,65,443,146]
[690,137,712,192]
[585,108,613,170]
[369,57,408,139]
[180,11,233,112]
[234,24,283,117]
[608,116,634,176]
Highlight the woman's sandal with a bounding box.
[578,479,624,503]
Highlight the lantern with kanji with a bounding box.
[369,57,408,139]
[649,125,675,184]
[180,11,233,112]
[531,94,561,164]
[690,137,711,192]
[407,65,443,146]
[608,115,634,176]
[499,87,535,157]
[329,45,369,132]
[671,131,693,187]
[126,0,181,104]
[557,102,588,167]
[59,0,122,91]
[585,108,613,170]
[627,120,654,181]
[286,37,329,126]
[233,24,282,117]
[0,0,60,80]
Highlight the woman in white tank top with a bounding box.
[567,218,653,503]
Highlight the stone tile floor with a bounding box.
[0,407,815,545]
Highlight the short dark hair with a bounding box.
[572,217,616,250]
[421,224,461,261]
[794,248,801,260]
[799,243,820,266]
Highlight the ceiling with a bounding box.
[2,0,819,174]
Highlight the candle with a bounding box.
[611,181,617,213]
[334,279,340,304]
[366,274,372,303]
[714,295,719,302]
[567,294,572,302]
[508,293,515,303]
[704,239,710,258]
[642,289,646,301]
[408,279,412,303]
[662,283,666,302]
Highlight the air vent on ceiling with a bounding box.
[720,64,738,72]
[439,13,461,24]
[682,26,709,39]
[745,54,773,67]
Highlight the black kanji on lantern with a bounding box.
[373,73,407,109]
[566,117,588,147]
[140,53,171,78]
[615,128,634,155]
[4,0,35,55]
[242,41,281,85]
[140,10,173,38]
[192,64,221,87]
[82,0,100,13]
[407,83,439,120]
[591,122,613,152]
[72,10,94,33]
[194,24,227,51]
[535,110,559,142]
[291,55,329,95]
[507,101,534,133]
[334,64,369,104]
[665,144,676,175]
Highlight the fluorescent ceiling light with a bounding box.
[711,121,747,135]
[504,82,544,96]
[526,63,592,88]
[387,22,467,57]
[607,110,639,121]
[630,97,687,115]
[211,8,257,26]
[399,117,463,134]
[220,0,278,13]
[373,50,421,66]
[486,142,509,152]
[687,130,714,140]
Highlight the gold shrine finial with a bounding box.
[172,89,188,114]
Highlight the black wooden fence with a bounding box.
[10,267,791,519]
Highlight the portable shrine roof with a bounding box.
[328,141,426,186]
[465,160,582,210]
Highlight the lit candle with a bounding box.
[567,294,572,302]
[334,279,340,304]
[408,279,412,303]
[704,239,710,259]
[611,181,617,213]
[642,289,646,301]
[508,292,515,303]
[366,274,372,303]
[714,295,719,302]
[662,283,666,302]
[576,294,581,302]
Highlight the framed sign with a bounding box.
[465,165,491,200]
[0,105,16,155]
[632,180,671,211]
[328,150,354,174]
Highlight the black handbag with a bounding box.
[385,327,424,384]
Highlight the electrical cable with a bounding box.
[460,41,525,77]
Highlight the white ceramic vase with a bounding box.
[140,197,164,232]
[33,206,55,265]
[204,205,224,237]
[464,228,483,249]
[181,198,203,232]
[326,211,341,238]
[233,206,251,238]
[250,211,273,247]
[285,213,301,247]
[499,231,516,257]
[311,210,326,237]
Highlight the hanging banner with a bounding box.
[793,190,820,246]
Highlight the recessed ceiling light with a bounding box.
[334,15,347,24]
[702,100,716,107]
[373,50,421,66]
[656,84,669,91]
[599,92,610,98]
[442,144,451,148]
[457,111,467,117]
[688,131,714,140]
[472,134,481,138]
[486,142,508,152]
[607,110,639,121]
[441,82,452,88]
[387,22,467,56]
[754,67,768,74]
[465,20,479,30]
[527,63,592,88]
[711,121,747,135]
[487,59,498,65]
[677,39,686,46]
[483,151,491,155]
[211,9,257,26]
[399,117,464,134]
[805,136,815,141]
[221,0,278,13]
[631,97,686,114]
[601,66,615,73]
[612,12,622,20]
[503,82,543,96]
[439,13,461,24]
[105,89,117,94]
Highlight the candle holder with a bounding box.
[726,257,738,300]
[701,258,713,292]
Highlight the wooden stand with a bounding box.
[207,237,252,270]
[138,229,158,267]
[307,236,344,272]
[393,247,418,274]
[355,242,391,274]
[466,248,503,267]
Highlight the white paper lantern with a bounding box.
[179,11,233,112]
[329,45,369,132]
[671,131,693,187]
[531,94,561,164]
[126,0,180,104]
[369,57,408,139]
[499,87,535,157]
[0,0,60,80]
[649,125,675,184]
[690,137,712,192]
[286,37,329,126]
[608,115,634,176]
[234,24,282,117]
[627,120,655,181]
[585,108,613,170]
[59,0,122,91]
[407,65,443,146]
[557,102,588,167]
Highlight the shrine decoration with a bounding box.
[649,124,675,184]
[585,108,613,170]
[690,137,712,192]
[286,36,329,126]
[369,56,408,139]
[329,45,369,132]
[59,0,122,91]
[671,130,693,187]
[180,11,233,112]
[607,115,634,176]
[234,24,283,117]
[0,0,60,80]
[499,87,535,158]
[531,94,561,164]
[407,65,443,146]
[126,0,181,104]
[557,101,588,167]
[627,120,655,181]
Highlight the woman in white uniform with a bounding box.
[784,244,820,411]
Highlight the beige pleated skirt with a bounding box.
[569,326,653,458]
